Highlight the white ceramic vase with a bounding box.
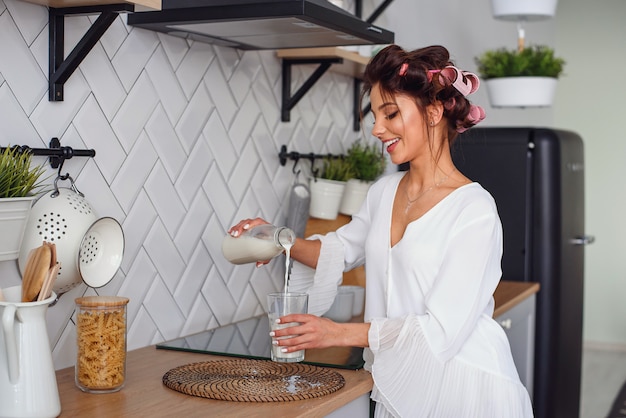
[485,77,557,108]
[339,179,371,216]
[491,0,557,21]
[0,196,36,261]
[309,178,346,220]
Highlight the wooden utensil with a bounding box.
[37,264,60,302]
[36,242,58,302]
[21,244,52,302]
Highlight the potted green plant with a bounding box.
[0,146,46,261]
[309,157,353,220]
[475,45,565,107]
[339,141,386,215]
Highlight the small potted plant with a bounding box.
[309,157,353,220]
[475,45,565,107]
[339,140,386,215]
[0,146,47,261]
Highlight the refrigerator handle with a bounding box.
[569,235,596,245]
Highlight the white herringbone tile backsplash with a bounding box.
[0,0,373,369]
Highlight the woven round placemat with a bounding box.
[162,359,346,402]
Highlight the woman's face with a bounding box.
[369,84,430,166]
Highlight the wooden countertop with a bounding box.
[55,347,373,417]
[54,280,538,416]
[493,280,540,318]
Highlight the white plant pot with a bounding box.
[309,178,346,220]
[339,179,371,216]
[491,0,557,21]
[0,196,36,261]
[486,77,557,108]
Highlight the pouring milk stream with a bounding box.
[222,224,303,361]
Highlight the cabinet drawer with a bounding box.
[495,294,536,398]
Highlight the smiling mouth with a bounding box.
[384,138,400,150]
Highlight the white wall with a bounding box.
[555,0,626,346]
[0,0,362,369]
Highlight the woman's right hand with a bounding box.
[227,217,270,237]
[227,218,271,267]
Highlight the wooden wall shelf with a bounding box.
[276,47,370,79]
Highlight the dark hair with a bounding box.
[361,44,479,147]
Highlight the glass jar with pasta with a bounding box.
[75,296,130,393]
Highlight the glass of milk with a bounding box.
[267,292,308,362]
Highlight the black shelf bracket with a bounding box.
[351,0,393,131]
[279,1,394,129]
[1,138,96,171]
[49,4,133,101]
[355,0,394,23]
[281,57,342,122]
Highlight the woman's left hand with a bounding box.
[269,314,370,353]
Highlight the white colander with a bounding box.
[18,177,122,296]
[78,217,124,288]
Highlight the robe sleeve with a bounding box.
[288,180,374,316]
[288,233,346,316]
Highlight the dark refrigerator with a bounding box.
[451,127,593,418]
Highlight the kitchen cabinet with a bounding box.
[494,281,539,398]
[17,0,160,8]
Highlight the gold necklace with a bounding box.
[404,168,456,214]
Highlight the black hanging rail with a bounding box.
[278,145,344,166]
[1,138,96,170]
[278,145,344,177]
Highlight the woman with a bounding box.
[229,45,533,417]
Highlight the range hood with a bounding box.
[127,0,394,50]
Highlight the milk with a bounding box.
[221,235,284,265]
[268,316,305,362]
[221,225,295,266]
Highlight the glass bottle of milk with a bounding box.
[222,224,296,265]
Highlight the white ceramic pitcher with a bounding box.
[0,285,60,418]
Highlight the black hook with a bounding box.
[50,138,71,180]
[278,144,343,180]
[309,156,320,179]
[291,157,301,175]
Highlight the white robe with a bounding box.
[289,171,534,417]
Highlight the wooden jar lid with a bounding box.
[75,296,129,307]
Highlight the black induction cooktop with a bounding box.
[156,315,365,370]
